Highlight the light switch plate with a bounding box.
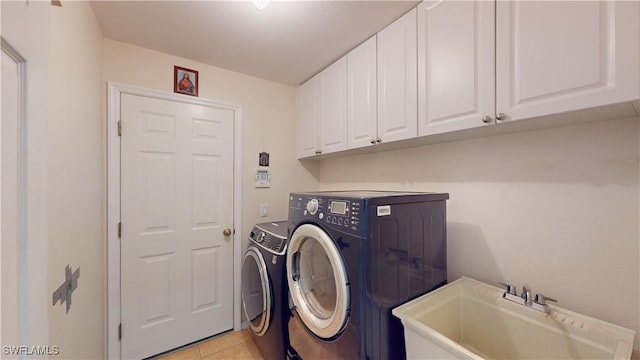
[260,204,269,217]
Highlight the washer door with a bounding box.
[241,247,272,336]
[286,223,350,340]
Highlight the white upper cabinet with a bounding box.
[298,57,348,158]
[495,1,639,122]
[299,1,639,159]
[419,0,639,134]
[319,56,348,154]
[348,36,378,150]
[298,74,320,158]
[418,1,496,136]
[377,8,418,144]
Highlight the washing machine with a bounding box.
[241,221,289,360]
[286,191,449,360]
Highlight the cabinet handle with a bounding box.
[370,139,376,144]
[496,112,507,121]
[376,137,382,143]
[482,115,493,124]
[315,150,322,155]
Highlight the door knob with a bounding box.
[496,112,507,121]
[482,115,493,124]
[223,228,232,236]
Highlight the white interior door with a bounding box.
[120,93,234,359]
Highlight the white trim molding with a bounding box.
[1,36,27,352]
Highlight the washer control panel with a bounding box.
[249,225,287,255]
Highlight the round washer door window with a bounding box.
[286,223,349,340]
[241,247,272,336]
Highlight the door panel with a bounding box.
[496,1,639,121]
[192,247,221,313]
[298,76,320,158]
[141,253,174,326]
[192,155,221,228]
[348,36,378,150]
[377,8,418,144]
[120,93,234,359]
[319,56,348,154]
[418,0,495,135]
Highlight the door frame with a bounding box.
[1,35,49,352]
[1,36,27,351]
[106,82,243,359]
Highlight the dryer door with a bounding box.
[241,247,272,336]
[287,223,350,340]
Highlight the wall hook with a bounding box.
[52,264,80,313]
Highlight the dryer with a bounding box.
[286,191,449,360]
[241,221,289,360]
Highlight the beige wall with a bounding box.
[48,2,104,359]
[313,116,640,352]
[102,39,318,245]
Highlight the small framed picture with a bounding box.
[174,66,198,97]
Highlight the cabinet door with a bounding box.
[298,74,320,158]
[418,1,495,136]
[377,8,417,144]
[319,56,348,154]
[496,1,639,122]
[348,36,378,150]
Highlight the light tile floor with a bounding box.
[155,329,264,360]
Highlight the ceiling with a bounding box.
[90,0,420,86]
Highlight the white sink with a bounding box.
[392,277,635,360]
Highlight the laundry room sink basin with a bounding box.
[392,277,635,359]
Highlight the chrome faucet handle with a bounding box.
[532,293,557,313]
[498,282,517,296]
[534,293,557,306]
[521,285,532,305]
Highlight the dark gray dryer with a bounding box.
[241,221,289,359]
[286,191,449,360]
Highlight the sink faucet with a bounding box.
[532,293,558,314]
[499,282,557,313]
[521,285,532,306]
[499,282,525,305]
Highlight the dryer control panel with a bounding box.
[326,198,361,230]
[249,225,287,255]
[290,194,364,236]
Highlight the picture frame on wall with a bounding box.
[174,65,199,97]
